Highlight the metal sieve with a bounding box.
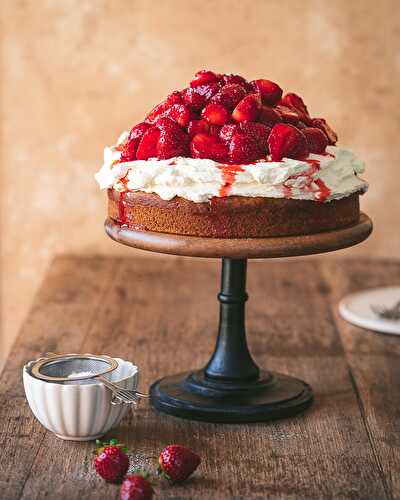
[31,353,119,383]
[30,353,148,405]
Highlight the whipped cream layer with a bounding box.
[95,131,368,203]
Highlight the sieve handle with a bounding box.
[96,375,149,404]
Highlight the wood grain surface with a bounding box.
[0,256,398,500]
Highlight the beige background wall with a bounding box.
[1,0,399,363]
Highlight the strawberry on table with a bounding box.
[158,444,201,483]
[120,474,154,500]
[93,439,129,483]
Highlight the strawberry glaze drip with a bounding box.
[217,164,245,197]
[117,176,129,226]
[282,158,331,202]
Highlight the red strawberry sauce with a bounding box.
[217,164,245,197]
[282,158,331,202]
[117,176,129,225]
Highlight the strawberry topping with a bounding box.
[211,84,247,110]
[268,123,309,161]
[120,122,150,162]
[119,71,337,164]
[190,133,229,162]
[302,127,329,154]
[219,123,240,143]
[229,132,266,163]
[182,83,220,110]
[136,127,160,160]
[312,118,338,145]
[239,122,271,153]
[156,118,189,159]
[190,70,220,87]
[164,103,191,127]
[250,79,282,105]
[281,93,309,116]
[187,119,210,138]
[201,103,230,125]
[259,106,281,126]
[232,93,261,122]
[222,73,251,90]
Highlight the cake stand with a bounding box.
[105,213,372,423]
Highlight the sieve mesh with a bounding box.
[39,357,112,378]
[31,354,119,382]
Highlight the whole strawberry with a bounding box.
[158,444,201,483]
[120,474,154,500]
[94,439,129,483]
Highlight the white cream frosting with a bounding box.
[95,131,368,203]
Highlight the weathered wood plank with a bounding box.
[321,259,400,499]
[0,256,119,500]
[12,258,389,499]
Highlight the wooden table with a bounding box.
[1,256,399,499]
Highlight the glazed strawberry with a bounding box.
[302,127,328,154]
[208,124,222,136]
[120,475,154,500]
[158,444,201,483]
[222,73,252,90]
[164,103,191,127]
[190,133,229,162]
[94,439,129,483]
[145,91,182,124]
[281,93,309,116]
[156,118,189,159]
[120,122,150,162]
[187,119,210,138]
[232,93,261,122]
[201,103,230,125]
[275,105,301,125]
[268,123,309,161]
[312,118,338,145]
[182,83,220,110]
[259,106,281,126]
[190,70,220,88]
[219,123,239,143]
[250,79,282,105]
[136,127,160,160]
[239,122,271,152]
[211,84,247,110]
[229,132,266,163]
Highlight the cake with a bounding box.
[96,71,368,238]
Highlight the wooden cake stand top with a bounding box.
[105,213,372,259]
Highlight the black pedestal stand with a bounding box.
[105,214,372,423]
[150,258,312,422]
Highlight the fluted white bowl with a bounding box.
[23,357,138,441]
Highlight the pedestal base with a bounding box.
[150,370,313,423]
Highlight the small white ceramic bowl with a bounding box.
[23,357,138,441]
